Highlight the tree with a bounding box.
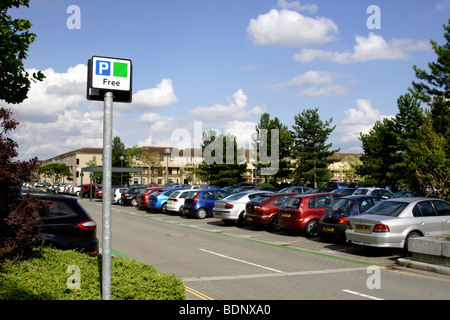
[406,114,449,199]
[256,113,293,185]
[140,150,162,183]
[198,130,247,187]
[410,20,450,155]
[37,163,73,185]
[291,108,339,187]
[0,0,45,104]
[0,0,46,262]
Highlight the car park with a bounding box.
[245,193,295,230]
[278,193,343,237]
[213,190,273,225]
[331,188,356,196]
[147,188,186,212]
[318,195,383,241]
[34,193,99,253]
[345,197,450,251]
[81,184,102,198]
[183,189,230,219]
[166,189,191,214]
[353,187,393,199]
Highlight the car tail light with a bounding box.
[346,221,353,229]
[193,193,199,205]
[77,220,97,231]
[225,203,234,209]
[373,224,389,232]
[338,217,347,224]
[253,205,261,211]
[173,199,178,202]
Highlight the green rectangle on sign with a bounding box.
[113,62,128,78]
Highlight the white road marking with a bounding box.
[342,289,384,300]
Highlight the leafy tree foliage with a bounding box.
[291,108,339,187]
[197,130,247,187]
[37,163,73,185]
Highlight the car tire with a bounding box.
[304,220,318,238]
[404,231,422,254]
[237,211,246,226]
[161,203,167,213]
[196,208,207,219]
[268,215,280,231]
[178,205,184,215]
[131,198,138,206]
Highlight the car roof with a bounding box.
[384,197,436,203]
[291,192,337,198]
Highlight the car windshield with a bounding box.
[365,201,408,217]
[353,189,369,195]
[329,198,353,212]
[250,194,271,204]
[225,192,248,200]
[186,192,198,199]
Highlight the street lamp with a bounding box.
[165,148,171,184]
[120,155,124,185]
[251,133,259,187]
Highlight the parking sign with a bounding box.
[87,56,132,103]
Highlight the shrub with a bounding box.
[0,248,186,300]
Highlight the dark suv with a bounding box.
[35,194,99,253]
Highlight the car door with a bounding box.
[412,200,445,236]
[432,200,450,233]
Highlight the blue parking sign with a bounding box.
[96,60,111,76]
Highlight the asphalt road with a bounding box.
[80,198,450,301]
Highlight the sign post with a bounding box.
[87,56,132,300]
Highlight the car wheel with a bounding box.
[196,208,207,219]
[237,211,246,225]
[131,198,138,206]
[268,215,280,231]
[161,203,167,213]
[304,220,318,238]
[404,231,422,254]
[178,205,184,215]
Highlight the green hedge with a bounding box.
[0,248,186,300]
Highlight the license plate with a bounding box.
[281,213,291,218]
[247,217,253,221]
[323,226,334,232]
[215,212,222,217]
[184,209,189,213]
[355,224,371,232]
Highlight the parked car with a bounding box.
[34,193,99,253]
[166,189,191,214]
[391,190,426,198]
[245,193,295,230]
[345,197,450,252]
[317,195,383,241]
[147,188,186,212]
[81,184,102,198]
[305,188,335,194]
[137,187,166,209]
[112,187,128,204]
[277,186,311,194]
[353,187,393,199]
[121,186,153,206]
[183,189,231,219]
[278,193,343,237]
[331,188,356,196]
[231,186,255,193]
[213,191,273,225]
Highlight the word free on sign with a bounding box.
[87,56,132,102]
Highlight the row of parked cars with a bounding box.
[110,183,449,253]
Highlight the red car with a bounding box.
[277,193,343,237]
[137,187,165,209]
[245,193,295,231]
[81,184,102,198]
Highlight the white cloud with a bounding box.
[435,0,450,11]
[297,84,350,97]
[121,78,179,111]
[332,99,394,152]
[247,9,338,47]
[293,32,431,63]
[188,89,265,121]
[270,70,334,91]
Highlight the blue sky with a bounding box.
[7,0,450,161]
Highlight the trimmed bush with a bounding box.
[0,248,186,300]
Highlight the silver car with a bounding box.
[345,197,450,251]
[353,187,393,199]
[213,191,273,225]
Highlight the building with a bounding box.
[39,147,361,185]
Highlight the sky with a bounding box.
[6,0,450,161]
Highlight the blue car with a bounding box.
[183,189,230,219]
[147,188,185,212]
[317,195,383,241]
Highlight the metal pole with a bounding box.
[102,91,113,300]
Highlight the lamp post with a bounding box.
[251,133,259,187]
[165,148,170,184]
[120,155,124,185]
